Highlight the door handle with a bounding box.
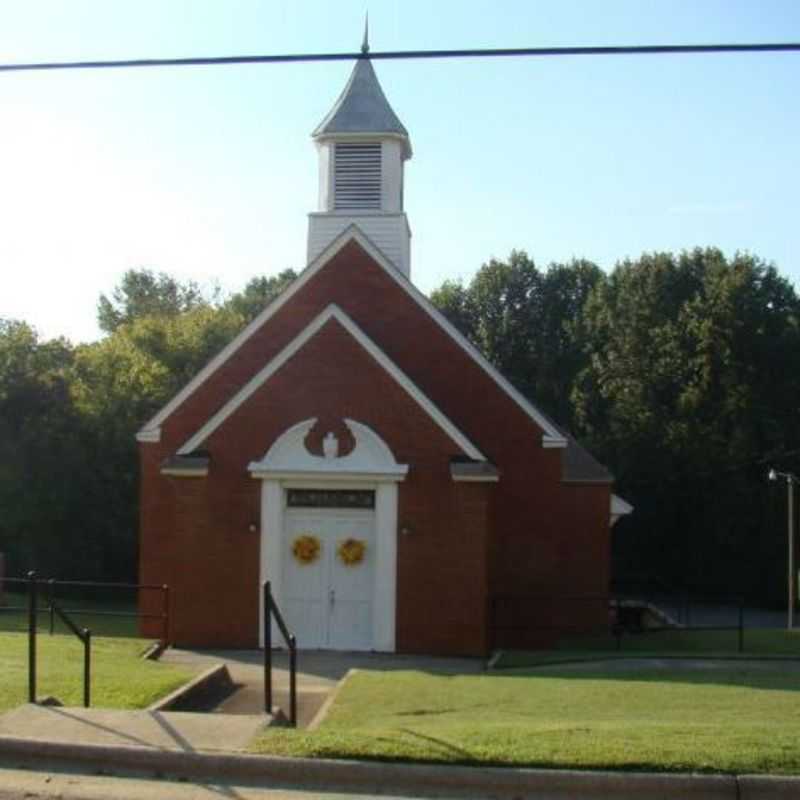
[329,588,335,608]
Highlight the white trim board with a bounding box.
[137,226,566,448]
[177,304,486,461]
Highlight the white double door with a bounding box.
[281,509,375,651]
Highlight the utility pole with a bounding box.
[789,476,795,630]
[769,469,796,630]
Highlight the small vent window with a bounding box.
[334,143,381,210]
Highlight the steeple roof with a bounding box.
[312,57,412,158]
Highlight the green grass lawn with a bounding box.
[0,632,192,712]
[494,628,800,668]
[1,591,143,638]
[252,665,800,773]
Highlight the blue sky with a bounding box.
[1,0,798,342]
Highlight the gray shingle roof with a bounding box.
[533,414,614,484]
[450,459,501,480]
[312,58,411,155]
[561,436,613,484]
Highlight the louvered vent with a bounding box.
[334,143,382,210]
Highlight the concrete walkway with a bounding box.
[160,648,483,727]
[0,650,482,758]
[0,704,267,752]
[514,656,800,674]
[0,765,420,800]
[629,594,788,628]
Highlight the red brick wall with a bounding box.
[141,319,492,653]
[139,240,610,653]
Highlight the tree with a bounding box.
[573,248,800,601]
[97,269,208,334]
[0,320,98,577]
[2,266,296,582]
[430,251,602,426]
[223,270,297,323]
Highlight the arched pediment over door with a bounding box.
[248,417,409,483]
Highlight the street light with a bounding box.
[769,468,797,630]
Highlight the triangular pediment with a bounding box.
[137,226,567,450]
[176,304,486,462]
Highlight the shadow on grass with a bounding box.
[396,728,475,760]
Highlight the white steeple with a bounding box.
[307,29,413,277]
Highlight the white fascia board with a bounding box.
[137,229,366,438]
[160,467,208,478]
[341,230,567,446]
[139,224,565,448]
[612,494,634,516]
[315,131,412,159]
[137,428,161,443]
[248,469,407,483]
[178,304,486,461]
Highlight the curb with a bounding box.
[147,663,232,712]
[739,775,800,799]
[486,649,503,670]
[140,642,165,661]
[0,735,789,799]
[305,667,355,731]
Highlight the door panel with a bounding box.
[328,515,374,651]
[282,514,327,649]
[282,508,375,650]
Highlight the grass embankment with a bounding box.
[494,628,800,668]
[253,665,800,773]
[0,631,192,713]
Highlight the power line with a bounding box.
[1,42,799,74]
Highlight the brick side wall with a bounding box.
[139,240,610,653]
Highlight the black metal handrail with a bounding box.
[263,580,297,726]
[51,604,91,707]
[28,571,92,707]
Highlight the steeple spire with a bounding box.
[307,26,413,278]
[311,56,410,154]
[361,13,370,55]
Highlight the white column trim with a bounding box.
[259,479,284,648]
[373,483,397,652]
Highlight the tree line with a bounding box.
[1,249,798,605]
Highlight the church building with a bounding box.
[137,40,630,656]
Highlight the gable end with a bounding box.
[176,303,487,463]
[137,227,567,449]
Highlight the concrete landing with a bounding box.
[160,648,483,728]
[0,704,269,752]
